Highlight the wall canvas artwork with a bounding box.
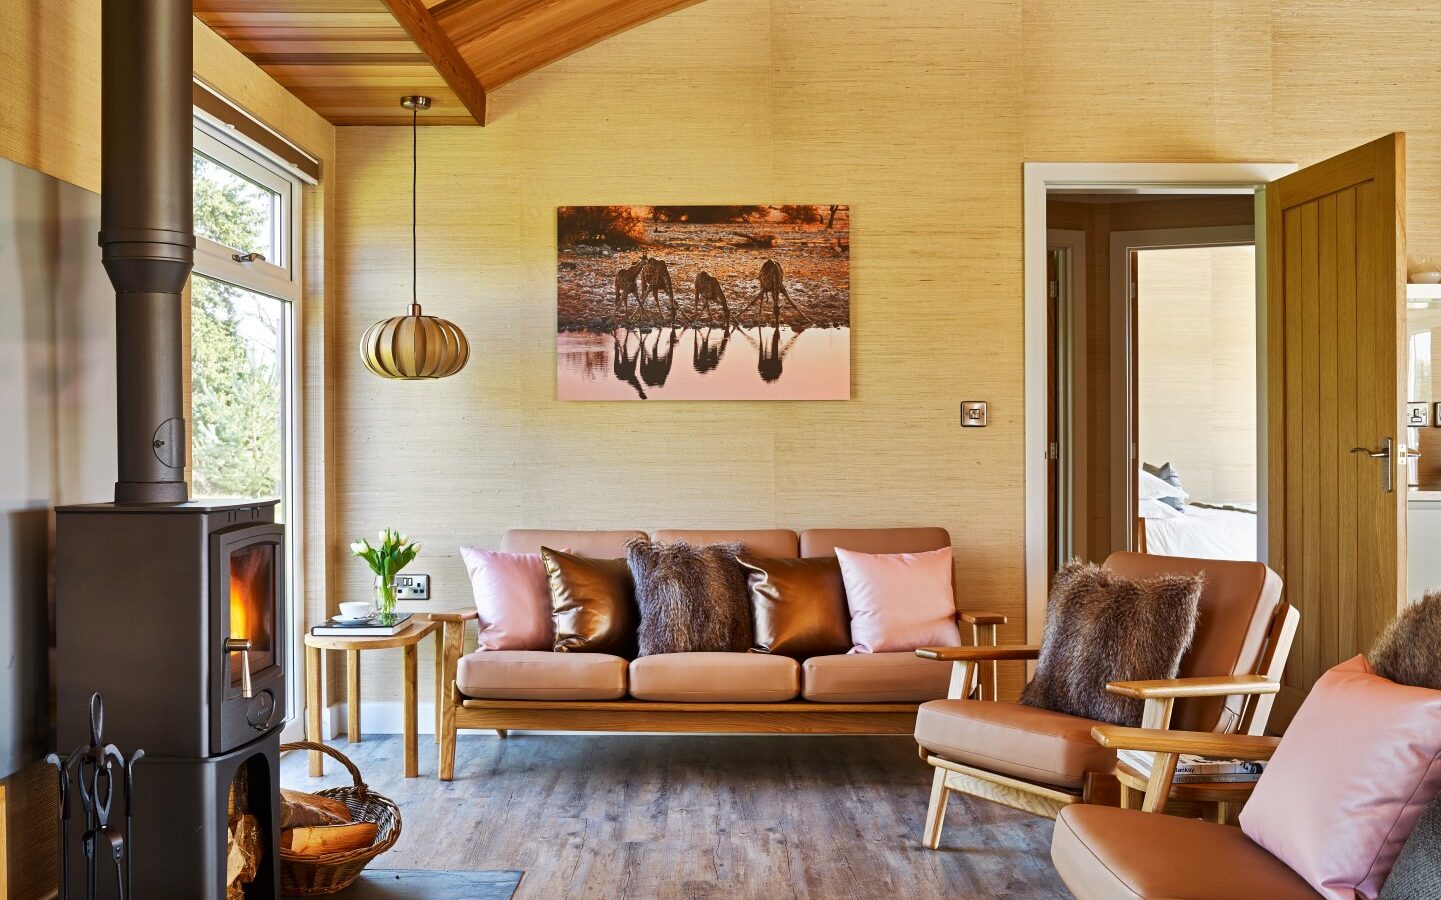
[556,205,850,400]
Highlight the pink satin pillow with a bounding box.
[459,547,555,651]
[1240,655,1441,899]
[835,546,961,653]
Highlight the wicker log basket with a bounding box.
[279,741,402,895]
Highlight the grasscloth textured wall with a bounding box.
[335,0,1441,708]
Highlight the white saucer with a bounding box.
[334,614,374,623]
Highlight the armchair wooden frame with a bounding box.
[429,609,923,782]
[915,601,1298,848]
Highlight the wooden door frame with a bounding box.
[1109,224,1258,554]
[1048,229,1087,569]
[1023,163,1296,645]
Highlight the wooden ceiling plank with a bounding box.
[457,0,704,90]
[432,0,555,47]
[380,0,488,125]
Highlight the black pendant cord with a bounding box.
[412,102,418,308]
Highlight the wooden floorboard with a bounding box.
[280,733,1068,898]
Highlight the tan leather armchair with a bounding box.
[1050,727,1317,899]
[913,552,1299,849]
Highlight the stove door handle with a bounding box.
[224,638,253,698]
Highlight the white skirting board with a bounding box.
[316,701,438,738]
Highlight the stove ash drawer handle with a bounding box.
[224,637,253,699]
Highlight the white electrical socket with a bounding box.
[394,573,430,601]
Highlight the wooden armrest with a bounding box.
[1105,674,1279,700]
[915,644,1041,661]
[1091,726,1280,760]
[958,610,1008,626]
[424,608,478,623]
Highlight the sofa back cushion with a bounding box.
[737,555,851,658]
[627,538,752,656]
[1021,560,1202,726]
[459,546,554,651]
[541,548,637,656]
[836,546,961,653]
[799,527,951,558]
[1103,552,1283,732]
[653,529,798,558]
[1240,655,1441,900]
[501,529,645,558]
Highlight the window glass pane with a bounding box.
[191,274,284,504]
[193,152,278,261]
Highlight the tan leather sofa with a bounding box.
[433,527,960,780]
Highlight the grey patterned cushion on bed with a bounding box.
[1379,789,1441,900]
[1143,462,1186,512]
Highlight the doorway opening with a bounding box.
[1046,191,1259,575]
[1023,163,1295,643]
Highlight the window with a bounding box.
[192,113,303,733]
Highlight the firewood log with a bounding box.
[227,813,261,886]
[280,788,352,828]
[282,822,378,856]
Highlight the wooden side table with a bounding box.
[304,619,441,778]
[1116,761,1258,824]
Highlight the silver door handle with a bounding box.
[1350,437,1395,492]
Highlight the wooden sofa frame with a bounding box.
[429,609,925,781]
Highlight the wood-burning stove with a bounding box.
[53,1,288,895]
[56,500,285,898]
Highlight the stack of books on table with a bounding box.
[1118,749,1266,784]
[311,612,414,637]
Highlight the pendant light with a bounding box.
[361,95,469,379]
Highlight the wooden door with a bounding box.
[1267,133,1407,728]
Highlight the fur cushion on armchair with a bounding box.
[626,538,752,656]
[1020,560,1202,726]
[1369,591,1441,691]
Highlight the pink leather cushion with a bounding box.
[459,546,554,650]
[1240,655,1441,899]
[834,546,961,653]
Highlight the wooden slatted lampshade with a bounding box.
[361,95,469,380]
[361,304,469,379]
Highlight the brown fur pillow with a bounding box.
[1368,591,1441,689]
[626,538,752,656]
[1021,560,1203,726]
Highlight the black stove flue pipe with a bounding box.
[100,0,194,504]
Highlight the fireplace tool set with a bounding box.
[46,693,145,900]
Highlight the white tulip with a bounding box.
[378,529,388,543]
[399,534,409,544]
[350,541,364,554]
[411,542,422,553]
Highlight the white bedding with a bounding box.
[1144,503,1257,561]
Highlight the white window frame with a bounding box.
[192,114,306,738]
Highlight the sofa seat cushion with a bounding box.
[1052,805,1317,900]
[802,652,950,702]
[455,650,627,701]
[914,699,1115,789]
[628,652,799,702]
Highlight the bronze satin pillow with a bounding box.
[737,555,851,659]
[541,547,637,656]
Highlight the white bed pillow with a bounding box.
[1139,498,1185,520]
[1139,468,1189,502]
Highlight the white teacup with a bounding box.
[338,601,374,620]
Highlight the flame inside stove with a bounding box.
[228,544,276,684]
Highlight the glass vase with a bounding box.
[374,574,398,624]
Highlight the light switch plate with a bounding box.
[961,401,988,427]
[394,573,430,601]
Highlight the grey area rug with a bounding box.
[285,869,523,899]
